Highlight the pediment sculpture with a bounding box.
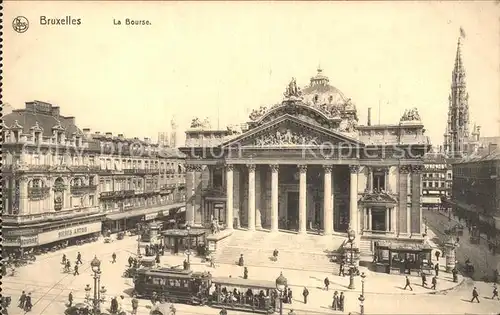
[253,128,319,146]
[249,106,268,121]
[338,117,357,133]
[401,107,421,122]
[283,77,302,99]
[226,124,241,135]
[190,117,211,129]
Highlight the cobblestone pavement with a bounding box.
[423,209,500,280]
[3,233,500,315]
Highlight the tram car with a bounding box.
[134,267,278,314]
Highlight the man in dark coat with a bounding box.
[434,263,440,277]
[24,293,32,312]
[76,252,82,265]
[131,295,139,314]
[287,288,293,304]
[492,284,499,300]
[243,267,248,279]
[18,291,26,309]
[339,292,345,312]
[73,264,79,276]
[339,260,345,277]
[471,287,480,303]
[112,252,117,264]
[403,276,413,291]
[452,267,459,282]
[431,276,437,290]
[421,273,427,287]
[324,277,330,290]
[302,287,309,304]
[68,291,73,307]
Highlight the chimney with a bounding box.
[476,126,481,141]
[94,131,100,135]
[51,106,60,116]
[489,143,497,153]
[105,132,112,138]
[144,137,151,144]
[133,137,139,141]
[66,117,75,125]
[367,108,372,126]
[117,133,124,140]
[82,128,91,138]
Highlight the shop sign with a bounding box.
[20,235,39,247]
[3,236,21,247]
[4,229,38,237]
[38,222,102,245]
[144,212,158,221]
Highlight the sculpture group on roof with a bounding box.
[249,105,268,121]
[400,107,421,122]
[190,117,211,129]
[283,77,302,99]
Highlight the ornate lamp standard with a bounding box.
[360,272,366,296]
[358,295,365,315]
[347,227,356,290]
[136,223,142,258]
[87,256,103,314]
[275,272,287,315]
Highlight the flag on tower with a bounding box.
[460,27,466,39]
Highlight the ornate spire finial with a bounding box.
[317,64,322,74]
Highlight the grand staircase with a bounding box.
[215,230,347,274]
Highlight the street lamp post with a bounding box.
[360,272,366,296]
[186,224,192,268]
[90,256,102,315]
[358,295,365,315]
[275,272,287,315]
[347,227,356,290]
[136,223,142,258]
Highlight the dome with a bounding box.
[301,68,349,107]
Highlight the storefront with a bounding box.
[37,221,102,245]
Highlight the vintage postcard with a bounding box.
[2,1,500,315]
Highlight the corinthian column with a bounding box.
[270,164,279,233]
[349,165,359,234]
[298,164,307,234]
[247,164,256,231]
[323,165,333,235]
[225,164,234,230]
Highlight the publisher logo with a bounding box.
[13,16,29,33]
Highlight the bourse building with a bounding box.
[180,69,430,243]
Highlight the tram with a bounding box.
[133,268,278,313]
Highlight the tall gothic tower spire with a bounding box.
[169,115,178,148]
[444,32,470,157]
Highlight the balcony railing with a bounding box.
[123,168,159,175]
[100,190,136,199]
[70,185,98,195]
[28,187,51,200]
[3,206,101,224]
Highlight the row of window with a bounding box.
[422,181,449,188]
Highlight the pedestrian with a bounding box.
[131,295,139,315]
[170,303,176,315]
[238,254,244,266]
[302,287,309,304]
[210,255,216,268]
[68,291,73,307]
[18,291,26,309]
[288,309,296,315]
[73,264,79,276]
[110,296,118,313]
[434,263,440,277]
[65,260,71,273]
[339,292,345,312]
[452,267,459,283]
[492,284,499,300]
[339,260,345,277]
[287,287,293,304]
[243,267,248,279]
[62,254,67,264]
[118,295,125,312]
[77,252,82,264]
[324,277,330,290]
[431,276,437,290]
[421,273,427,287]
[471,287,480,303]
[128,256,134,267]
[24,292,32,312]
[403,276,413,291]
[155,253,160,264]
[112,252,117,263]
[219,307,228,315]
[435,250,441,262]
[332,291,339,310]
[183,259,189,270]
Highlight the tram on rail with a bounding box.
[133,267,278,314]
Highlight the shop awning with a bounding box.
[106,203,184,221]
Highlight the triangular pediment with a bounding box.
[222,114,364,148]
[359,191,398,205]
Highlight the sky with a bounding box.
[4,1,500,146]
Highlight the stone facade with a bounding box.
[180,69,430,244]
